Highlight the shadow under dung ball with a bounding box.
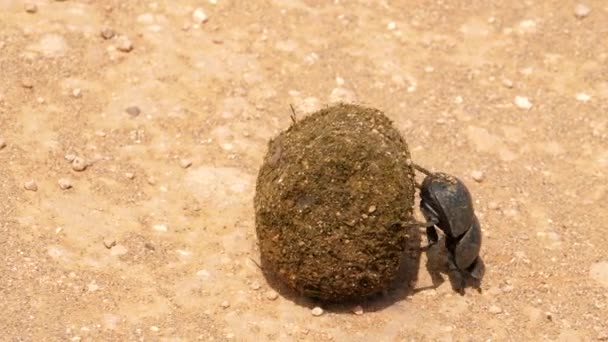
[254,103,416,302]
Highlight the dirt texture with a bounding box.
[1,0,608,341]
[255,103,416,302]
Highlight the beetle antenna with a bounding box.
[289,104,297,125]
[410,162,433,176]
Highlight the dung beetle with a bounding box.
[407,161,485,292]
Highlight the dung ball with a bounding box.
[254,103,416,302]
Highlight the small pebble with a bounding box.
[72,88,82,98]
[502,79,514,88]
[116,35,133,52]
[24,180,38,192]
[72,157,88,172]
[0,138,6,150]
[21,79,34,89]
[58,178,72,190]
[574,3,591,18]
[265,290,279,300]
[311,307,324,316]
[576,93,591,102]
[471,170,485,182]
[192,8,209,24]
[147,176,156,185]
[150,326,159,332]
[64,154,76,162]
[489,305,503,314]
[180,159,193,169]
[368,205,376,213]
[250,281,261,290]
[153,224,168,232]
[500,284,514,293]
[387,21,397,30]
[125,172,135,179]
[125,106,141,117]
[488,201,500,210]
[220,301,230,309]
[100,28,115,40]
[24,3,38,13]
[352,305,364,315]
[514,96,532,110]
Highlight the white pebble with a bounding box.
[72,157,88,171]
[502,79,514,88]
[311,306,324,316]
[387,21,397,30]
[24,180,38,191]
[125,172,135,179]
[58,178,72,190]
[489,305,503,314]
[574,4,591,18]
[471,170,485,182]
[250,281,261,290]
[115,35,133,52]
[180,159,193,169]
[192,8,209,24]
[24,3,38,13]
[514,96,533,109]
[150,326,159,332]
[220,301,230,309]
[265,290,279,300]
[352,305,364,315]
[576,93,591,102]
[72,88,82,98]
[153,224,168,232]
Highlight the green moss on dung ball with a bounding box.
[254,103,416,302]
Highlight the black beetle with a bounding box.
[408,161,485,292]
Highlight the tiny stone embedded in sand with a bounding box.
[101,28,115,40]
[116,35,133,52]
[574,3,591,18]
[311,307,324,316]
[0,138,6,150]
[471,170,485,182]
[220,301,230,309]
[72,157,88,171]
[24,180,38,191]
[24,3,37,13]
[192,8,209,24]
[352,305,364,315]
[515,96,533,109]
[58,178,72,190]
[125,106,141,117]
[489,305,503,314]
[153,224,168,232]
[180,159,193,169]
[265,290,279,300]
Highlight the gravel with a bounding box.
[24,3,38,13]
[116,35,133,52]
[471,170,485,182]
[58,178,72,190]
[311,307,324,316]
[574,4,591,18]
[72,157,88,171]
[24,180,38,191]
[265,290,279,300]
[515,96,533,110]
[125,106,141,117]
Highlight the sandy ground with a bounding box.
[1,0,608,341]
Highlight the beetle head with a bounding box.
[419,172,475,238]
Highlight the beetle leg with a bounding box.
[447,253,466,294]
[426,226,439,246]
